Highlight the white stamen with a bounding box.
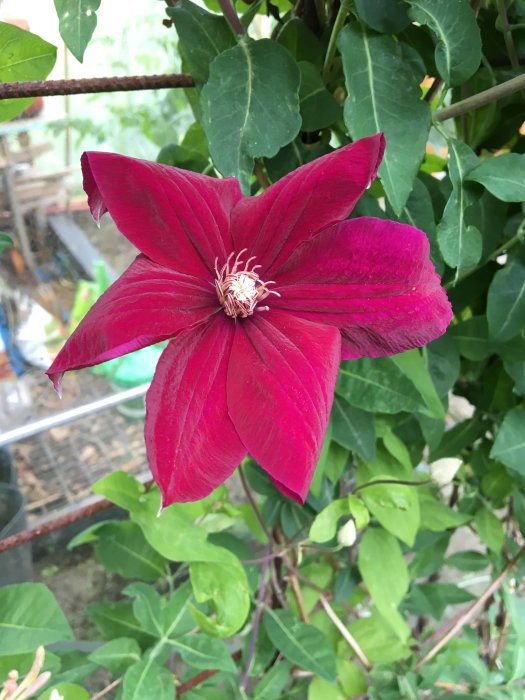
[214,251,280,318]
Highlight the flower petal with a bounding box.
[229,134,385,275]
[82,151,242,277]
[272,217,452,359]
[46,254,217,394]
[227,311,341,503]
[145,315,246,505]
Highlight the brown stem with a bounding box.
[319,595,372,671]
[91,678,122,700]
[238,465,274,542]
[275,525,309,623]
[0,74,194,100]
[416,543,525,669]
[178,651,242,695]
[254,161,271,190]
[496,0,521,72]
[435,73,525,121]
[425,77,444,103]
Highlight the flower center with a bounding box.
[215,249,279,318]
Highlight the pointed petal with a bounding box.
[272,217,452,359]
[47,254,217,393]
[82,152,242,277]
[227,311,341,503]
[230,134,385,275]
[145,315,246,505]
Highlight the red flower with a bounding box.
[47,134,452,505]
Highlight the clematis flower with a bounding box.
[47,134,452,506]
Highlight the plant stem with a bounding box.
[353,478,432,494]
[496,0,521,72]
[416,543,525,669]
[240,545,271,690]
[239,464,274,543]
[218,0,245,35]
[445,225,524,289]
[91,678,122,700]
[322,0,351,82]
[254,160,271,190]
[319,594,372,670]
[425,77,444,103]
[435,73,525,121]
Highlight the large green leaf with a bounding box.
[450,316,492,361]
[252,660,292,700]
[487,251,525,342]
[201,38,301,192]
[0,584,73,654]
[298,61,342,131]
[348,612,411,663]
[122,659,174,700]
[357,528,410,639]
[437,138,482,280]
[467,153,525,203]
[355,0,410,34]
[263,608,336,682]
[0,23,57,122]
[338,23,430,214]
[405,0,481,85]
[169,635,236,673]
[88,602,155,649]
[54,0,100,62]
[425,333,461,397]
[474,508,504,553]
[337,358,426,414]
[392,349,445,419]
[88,638,141,675]
[490,408,525,477]
[167,0,235,84]
[358,476,420,546]
[331,394,376,461]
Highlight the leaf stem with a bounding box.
[240,544,271,689]
[353,478,433,494]
[322,0,351,82]
[416,543,525,669]
[319,594,372,670]
[239,464,274,543]
[218,0,246,35]
[435,73,525,121]
[496,0,521,72]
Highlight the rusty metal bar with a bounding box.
[0,73,195,100]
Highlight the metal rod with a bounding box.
[0,73,195,100]
[0,383,150,446]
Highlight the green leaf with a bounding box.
[405,0,481,85]
[404,583,475,619]
[88,638,141,675]
[357,528,410,640]
[450,316,492,360]
[426,334,461,397]
[39,684,89,700]
[429,416,487,462]
[355,0,410,34]
[88,602,155,649]
[169,635,236,673]
[92,471,145,511]
[397,178,442,272]
[252,660,291,700]
[122,659,174,700]
[490,408,525,476]
[309,498,350,543]
[92,521,166,581]
[298,61,342,131]
[0,233,13,253]
[338,23,430,214]
[487,251,525,342]
[124,583,165,638]
[263,608,337,682]
[337,358,426,414]
[358,476,420,546]
[277,18,323,67]
[54,0,100,62]
[0,583,73,654]
[504,359,525,396]
[0,23,57,122]
[201,38,301,192]
[437,138,482,280]
[467,153,525,202]
[474,508,505,553]
[167,0,235,84]
[392,349,445,419]
[446,550,489,572]
[418,489,471,531]
[332,394,376,461]
[348,612,411,663]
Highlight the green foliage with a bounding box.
[0,233,13,252]
[3,1,525,698]
[0,23,56,122]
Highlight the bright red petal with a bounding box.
[272,217,452,359]
[47,254,217,394]
[145,315,246,505]
[227,311,341,503]
[82,152,242,277]
[229,134,385,275]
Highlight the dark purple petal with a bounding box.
[145,315,246,506]
[82,152,242,277]
[229,134,385,275]
[46,254,217,394]
[227,311,341,503]
[272,217,452,359]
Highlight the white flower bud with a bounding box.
[50,690,65,700]
[337,518,357,547]
[429,458,462,487]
